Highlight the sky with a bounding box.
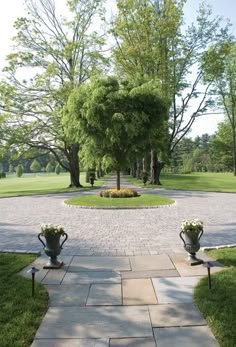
[0,0,235,138]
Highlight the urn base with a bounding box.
[43,258,64,269]
[186,252,204,266]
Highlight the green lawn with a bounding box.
[129,172,236,192]
[194,248,236,347]
[0,253,48,347]
[0,173,106,198]
[65,194,174,207]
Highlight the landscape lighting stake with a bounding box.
[203,262,213,290]
[27,267,40,297]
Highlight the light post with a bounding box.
[203,261,214,289]
[27,267,40,297]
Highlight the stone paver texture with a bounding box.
[109,337,156,346]
[121,269,179,279]
[47,284,90,306]
[149,303,206,327]
[41,269,66,285]
[62,270,121,284]
[153,326,220,347]
[35,306,153,339]
[169,253,224,277]
[129,255,175,271]
[122,279,157,305]
[31,338,109,347]
[152,277,202,304]
[69,256,131,271]
[1,174,235,255]
[87,284,122,306]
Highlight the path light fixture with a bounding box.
[27,267,40,297]
[203,261,214,290]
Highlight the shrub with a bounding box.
[99,188,139,198]
[0,171,6,178]
[16,164,24,177]
[46,162,55,173]
[55,164,61,175]
[30,159,41,173]
[8,164,14,173]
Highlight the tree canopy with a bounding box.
[65,76,167,189]
[0,0,106,186]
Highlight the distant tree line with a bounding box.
[167,119,234,173]
[0,150,64,175]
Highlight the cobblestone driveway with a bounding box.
[0,178,235,255]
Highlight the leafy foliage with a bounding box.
[65,76,167,188]
[30,159,41,173]
[0,0,106,187]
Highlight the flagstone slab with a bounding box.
[35,306,153,339]
[123,279,157,305]
[130,255,175,271]
[149,303,206,327]
[62,271,121,284]
[87,284,122,306]
[33,255,72,271]
[47,284,90,306]
[121,269,179,279]
[41,269,67,285]
[152,277,201,303]
[20,266,48,283]
[153,326,219,347]
[20,255,72,283]
[169,253,224,277]
[110,337,156,346]
[31,338,109,347]
[69,256,131,271]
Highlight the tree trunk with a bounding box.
[150,149,158,184]
[131,161,137,177]
[68,144,82,187]
[97,161,102,179]
[156,160,165,185]
[136,158,141,178]
[116,166,121,190]
[150,149,164,185]
[142,156,147,172]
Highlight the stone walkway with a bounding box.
[0,175,235,255]
[21,252,223,347]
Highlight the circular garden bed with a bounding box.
[65,190,174,208]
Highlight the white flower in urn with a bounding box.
[181,219,203,233]
[40,223,65,237]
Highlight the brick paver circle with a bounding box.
[0,177,235,255]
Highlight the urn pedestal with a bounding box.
[179,229,204,266]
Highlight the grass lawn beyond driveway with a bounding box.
[129,172,236,192]
[0,173,106,198]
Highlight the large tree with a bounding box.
[65,76,167,189]
[202,42,236,175]
[111,0,232,182]
[0,0,106,187]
